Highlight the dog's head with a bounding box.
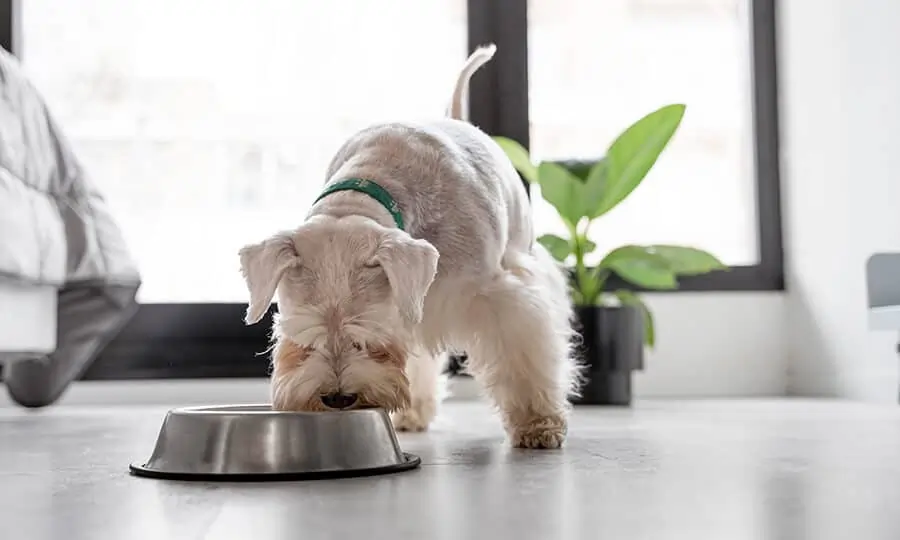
[238,215,439,412]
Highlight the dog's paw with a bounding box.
[509,415,567,449]
[391,400,436,432]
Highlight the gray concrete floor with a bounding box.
[3,399,900,540]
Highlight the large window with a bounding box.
[19,0,468,303]
[2,0,782,379]
[529,0,760,266]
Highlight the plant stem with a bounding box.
[570,221,591,305]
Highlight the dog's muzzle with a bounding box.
[320,392,359,410]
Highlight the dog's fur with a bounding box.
[238,44,580,449]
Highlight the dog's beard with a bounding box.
[269,309,412,412]
[271,354,411,412]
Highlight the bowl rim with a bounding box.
[169,404,388,417]
[128,452,421,482]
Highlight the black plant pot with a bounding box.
[571,305,644,406]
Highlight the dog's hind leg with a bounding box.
[391,348,448,432]
[459,245,581,449]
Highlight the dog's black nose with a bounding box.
[320,393,359,410]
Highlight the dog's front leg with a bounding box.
[390,348,447,432]
[458,254,579,449]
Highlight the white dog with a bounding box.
[238,44,580,449]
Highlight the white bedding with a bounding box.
[0,49,141,407]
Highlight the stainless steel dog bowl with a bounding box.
[129,404,421,481]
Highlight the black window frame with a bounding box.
[0,0,16,54]
[1,0,783,380]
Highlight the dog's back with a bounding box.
[318,45,533,275]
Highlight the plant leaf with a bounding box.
[645,245,728,275]
[583,158,610,219]
[574,234,597,255]
[537,234,572,262]
[552,159,595,182]
[614,289,655,348]
[596,104,686,217]
[537,161,584,226]
[493,136,539,184]
[599,245,678,289]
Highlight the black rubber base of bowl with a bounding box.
[129,452,421,482]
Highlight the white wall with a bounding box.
[636,292,786,397]
[780,0,900,401]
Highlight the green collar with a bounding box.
[314,178,404,230]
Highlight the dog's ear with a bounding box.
[370,230,439,325]
[239,233,300,325]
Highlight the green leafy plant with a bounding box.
[494,104,727,348]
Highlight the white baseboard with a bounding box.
[0,283,57,354]
[446,375,481,400]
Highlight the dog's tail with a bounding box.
[447,43,497,122]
